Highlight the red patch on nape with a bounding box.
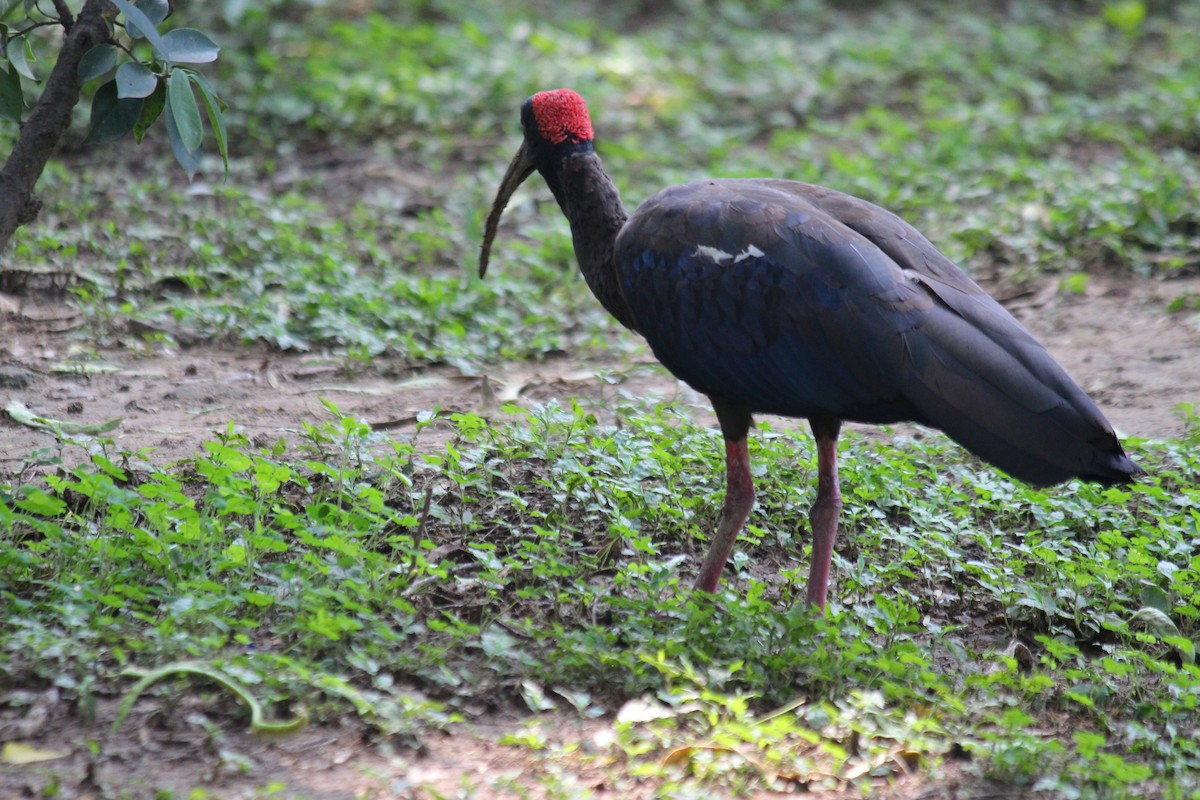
[531,89,594,145]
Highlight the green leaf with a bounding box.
[77,44,118,83]
[1103,1,1146,32]
[115,61,157,99]
[0,1,22,21]
[1163,635,1196,665]
[189,71,228,172]
[164,81,202,179]
[518,680,558,712]
[1140,584,1171,614]
[6,37,37,82]
[1059,272,1089,295]
[14,488,66,516]
[164,119,201,178]
[129,0,170,36]
[5,398,123,435]
[85,80,142,144]
[110,0,167,56]
[159,28,219,65]
[0,61,21,122]
[133,79,165,143]
[1129,606,1181,637]
[1074,730,1106,758]
[166,69,202,152]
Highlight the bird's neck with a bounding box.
[553,152,639,333]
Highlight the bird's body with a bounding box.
[617,178,1135,487]
[480,89,1142,608]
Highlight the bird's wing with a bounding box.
[616,179,1136,485]
[615,180,926,423]
[788,183,1124,442]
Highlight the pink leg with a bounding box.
[694,437,755,593]
[806,418,843,609]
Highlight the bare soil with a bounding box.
[2,271,1199,798]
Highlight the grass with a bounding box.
[3,401,1200,796]
[2,0,1200,797]
[5,0,1198,369]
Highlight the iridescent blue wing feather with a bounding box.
[615,179,1138,485]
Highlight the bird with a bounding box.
[478,88,1143,609]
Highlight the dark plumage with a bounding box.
[480,89,1142,609]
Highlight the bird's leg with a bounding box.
[805,416,843,609]
[694,436,755,593]
[695,401,755,594]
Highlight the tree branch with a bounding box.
[0,0,111,262]
[51,0,75,30]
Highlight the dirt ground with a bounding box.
[2,271,1200,798]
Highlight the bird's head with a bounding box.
[479,89,595,278]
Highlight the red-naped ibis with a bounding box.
[479,89,1143,609]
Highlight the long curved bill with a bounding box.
[479,141,537,279]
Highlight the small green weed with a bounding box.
[3,399,1199,796]
[3,1,1199,796]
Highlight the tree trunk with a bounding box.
[0,1,113,263]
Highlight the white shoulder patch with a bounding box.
[692,244,766,265]
[733,244,765,263]
[693,244,733,263]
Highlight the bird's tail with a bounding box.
[905,374,1143,487]
[897,291,1143,487]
